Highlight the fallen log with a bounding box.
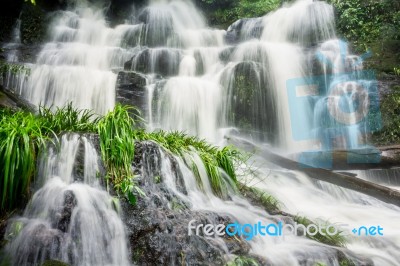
[289,149,400,170]
[228,136,400,208]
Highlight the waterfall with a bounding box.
[3,18,22,62]
[3,134,130,266]
[1,0,399,265]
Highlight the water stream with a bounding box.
[4,134,130,266]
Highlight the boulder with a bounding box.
[115,71,148,113]
[222,61,277,142]
[226,18,264,44]
[124,48,182,77]
[122,141,254,265]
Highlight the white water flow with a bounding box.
[4,134,130,266]
[2,0,400,265]
[3,18,22,62]
[3,3,136,114]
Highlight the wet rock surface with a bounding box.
[115,71,148,114]
[0,89,18,110]
[121,141,262,265]
[226,18,264,44]
[0,85,35,111]
[222,61,277,142]
[124,48,182,77]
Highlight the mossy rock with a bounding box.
[363,40,400,75]
[225,61,277,142]
[42,260,69,266]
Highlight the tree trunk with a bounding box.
[228,137,400,207]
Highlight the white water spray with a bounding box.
[4,134,130,266]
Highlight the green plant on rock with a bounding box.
[394,67,400,76]
[226,256,259,266]
[97,104,144,204]
[294,216,347,247]
[239,185,280,213]
[372,87,400,145]
[0,62,31,76]
[0,103,243,211]
[25,0,36,5]
[39,104,99,134]
[134,130,242,196]
[0,111,45,210]
[0,104,98,211]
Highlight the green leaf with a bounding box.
[127,190,137,205]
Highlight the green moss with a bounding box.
[42,260,69,266]
[372,86,400,145]
[239,185,280,213]
[0,62,31,76]
[294,216,347,247]
[226,256,259,266]
[339,257,356,266]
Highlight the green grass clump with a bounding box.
[394,67,400,76]
[239,185,280,213]
[98,105,136,183]
[134,130,241,196]
[0,111,40,210]
[0,103,242,210]
[97,105,144,205]
[0,62,31,76]
[0,104,97,211]
[226,256,259,266]
[39,104,99,134]
[294,216,347,247]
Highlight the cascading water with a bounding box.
[3,134,130,266]
[2,0,400,265]
[2,18,22,63]
[2,3,134,114]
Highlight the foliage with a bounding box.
[0,104,97,211]
[134,130,241,196]
[328,0,400,44]
[0,62,31,76]
[0,104,242,211]
[294,216,347,247]
[239,185,280,213]
[98,105,136,183]
[226,256,259,266]
[20,3,47,44]
[97,105,144,204]
[394,67,400,76]
[339,258,356,266]
[0,111,40,211]
[236,0,280,19]
[25,0,36,5]
[372,86,400,145]
[196,0,280,27]
[39,104,98,134]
